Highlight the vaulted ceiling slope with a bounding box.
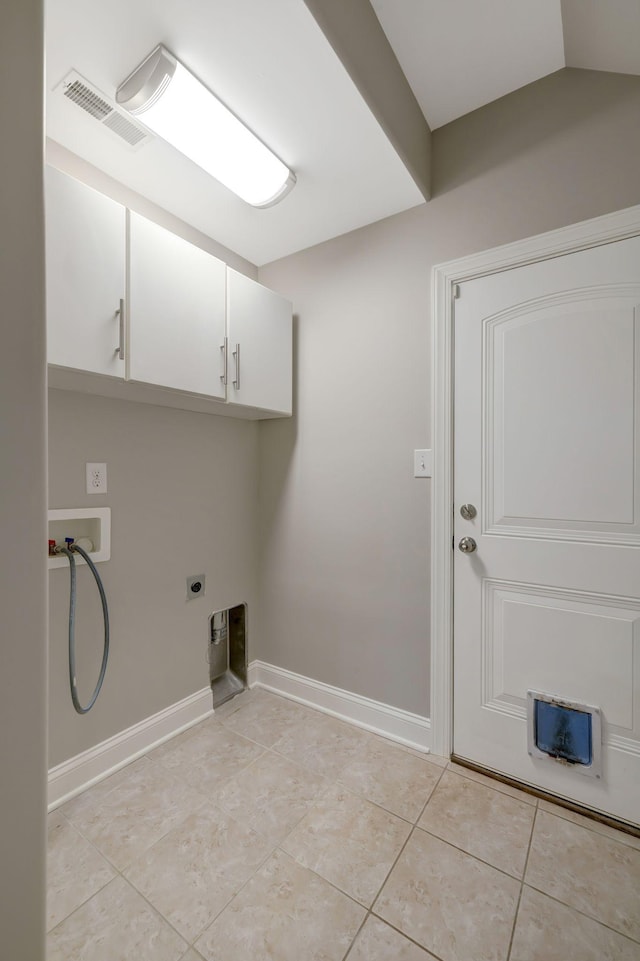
[45,0,640,266]
[369,0,640,130]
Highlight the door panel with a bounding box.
[453,234,640,826]
[483,582,638,731]
[490,298,636,530]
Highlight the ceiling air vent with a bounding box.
[102,111,148,147]
[54,71,152,150]
[63,79,112,120]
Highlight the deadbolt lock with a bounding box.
[460,504,477,520]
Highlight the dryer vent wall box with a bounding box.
[210,604,247,708]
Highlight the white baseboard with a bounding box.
[48,687,213,811]
[248,660,431,753]
[48,666,431,810]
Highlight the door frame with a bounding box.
[430,202,640,759]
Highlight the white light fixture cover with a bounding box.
[116,45,295,208]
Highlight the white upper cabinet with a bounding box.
[45,168,293,418]
[46,166,126,377]
[226,269,293,415]
[128,212,227,399]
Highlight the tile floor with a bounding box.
[47,688,640,961]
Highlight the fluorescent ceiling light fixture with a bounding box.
[116,45,295,208]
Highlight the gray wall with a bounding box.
[0,0,47,955]
[257,68,640,718]
[48,392,259,766]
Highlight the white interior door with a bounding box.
[453,234,640,826]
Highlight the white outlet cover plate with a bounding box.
[86,462,107,494]
[414,449,433,477]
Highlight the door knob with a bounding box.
[458,537,477,554]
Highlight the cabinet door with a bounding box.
[128,213,226,398]
[46,166,126,377]
[226,269,292,414]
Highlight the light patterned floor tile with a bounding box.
[418,770,535,877]
[219,689,317,746]
[149,719,265,795]
[124,808,274,943]
[62,755,207,870]
[282,782,411,906]
[194,850,365,961]
[210,749,327,844]
[271,711,373,779]
[538,798,640,851]
[347,916,439,960]
[374,829,520,961]
[511,886,640,961]
[526,809,640,941]
[47,876,187,961]
[47,811,116,931]
[49,697,640,961]
[447,761,537,804]
[338,735,444,821]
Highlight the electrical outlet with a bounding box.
[187,574,206,600]
[86,462,108,494]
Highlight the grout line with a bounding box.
[505,798,538,960]
[368,823,420,915]
[537,802,640,851]
[446,761,538,806]
[413,819,534,886]
[120,874,193,949]
[45,874,119,939]
[273,842,369,910]
[340,911,370,961]
[56,811,125,876]
[520,881,640,946]
[521,808,640,945]
[368,911,449,961]
[413,764,447,825]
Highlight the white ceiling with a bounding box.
[370,0,640,130]
[45,0,640,266]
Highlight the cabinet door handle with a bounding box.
[232,342,240,390]
[115,298,125,362]
[220,337,228,386]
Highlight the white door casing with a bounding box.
[431,204,640,826]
